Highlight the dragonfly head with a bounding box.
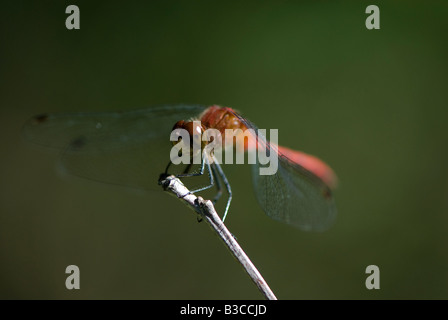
[171,120,208,155]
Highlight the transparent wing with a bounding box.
[251,155,337,231]
[230,110,337,231]
[22,104,206,190]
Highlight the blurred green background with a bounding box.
[1,0,448,299]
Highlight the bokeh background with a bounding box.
[1,1,447,299]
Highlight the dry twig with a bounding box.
[159,174,277,300]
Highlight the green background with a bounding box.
[1,1,447,299]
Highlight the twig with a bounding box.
[159,174,278,300]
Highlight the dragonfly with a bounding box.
[23,104,337,231]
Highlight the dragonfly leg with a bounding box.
[164,151,231,222]
[163,160,172,175]
[175,150,215,195]
[211,156,232,223]
[210,164,223,205]
[182,162,193,175]
[164,159,193,175]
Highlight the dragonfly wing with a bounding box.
[23,104,206,190]
[251,154,337,231]
[227,109,337,231]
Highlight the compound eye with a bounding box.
[184,121,202,137]
[171,120,204,150]
[171,120,187,145]
[185,122,204,151]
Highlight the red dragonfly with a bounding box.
[23,105,337,231]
